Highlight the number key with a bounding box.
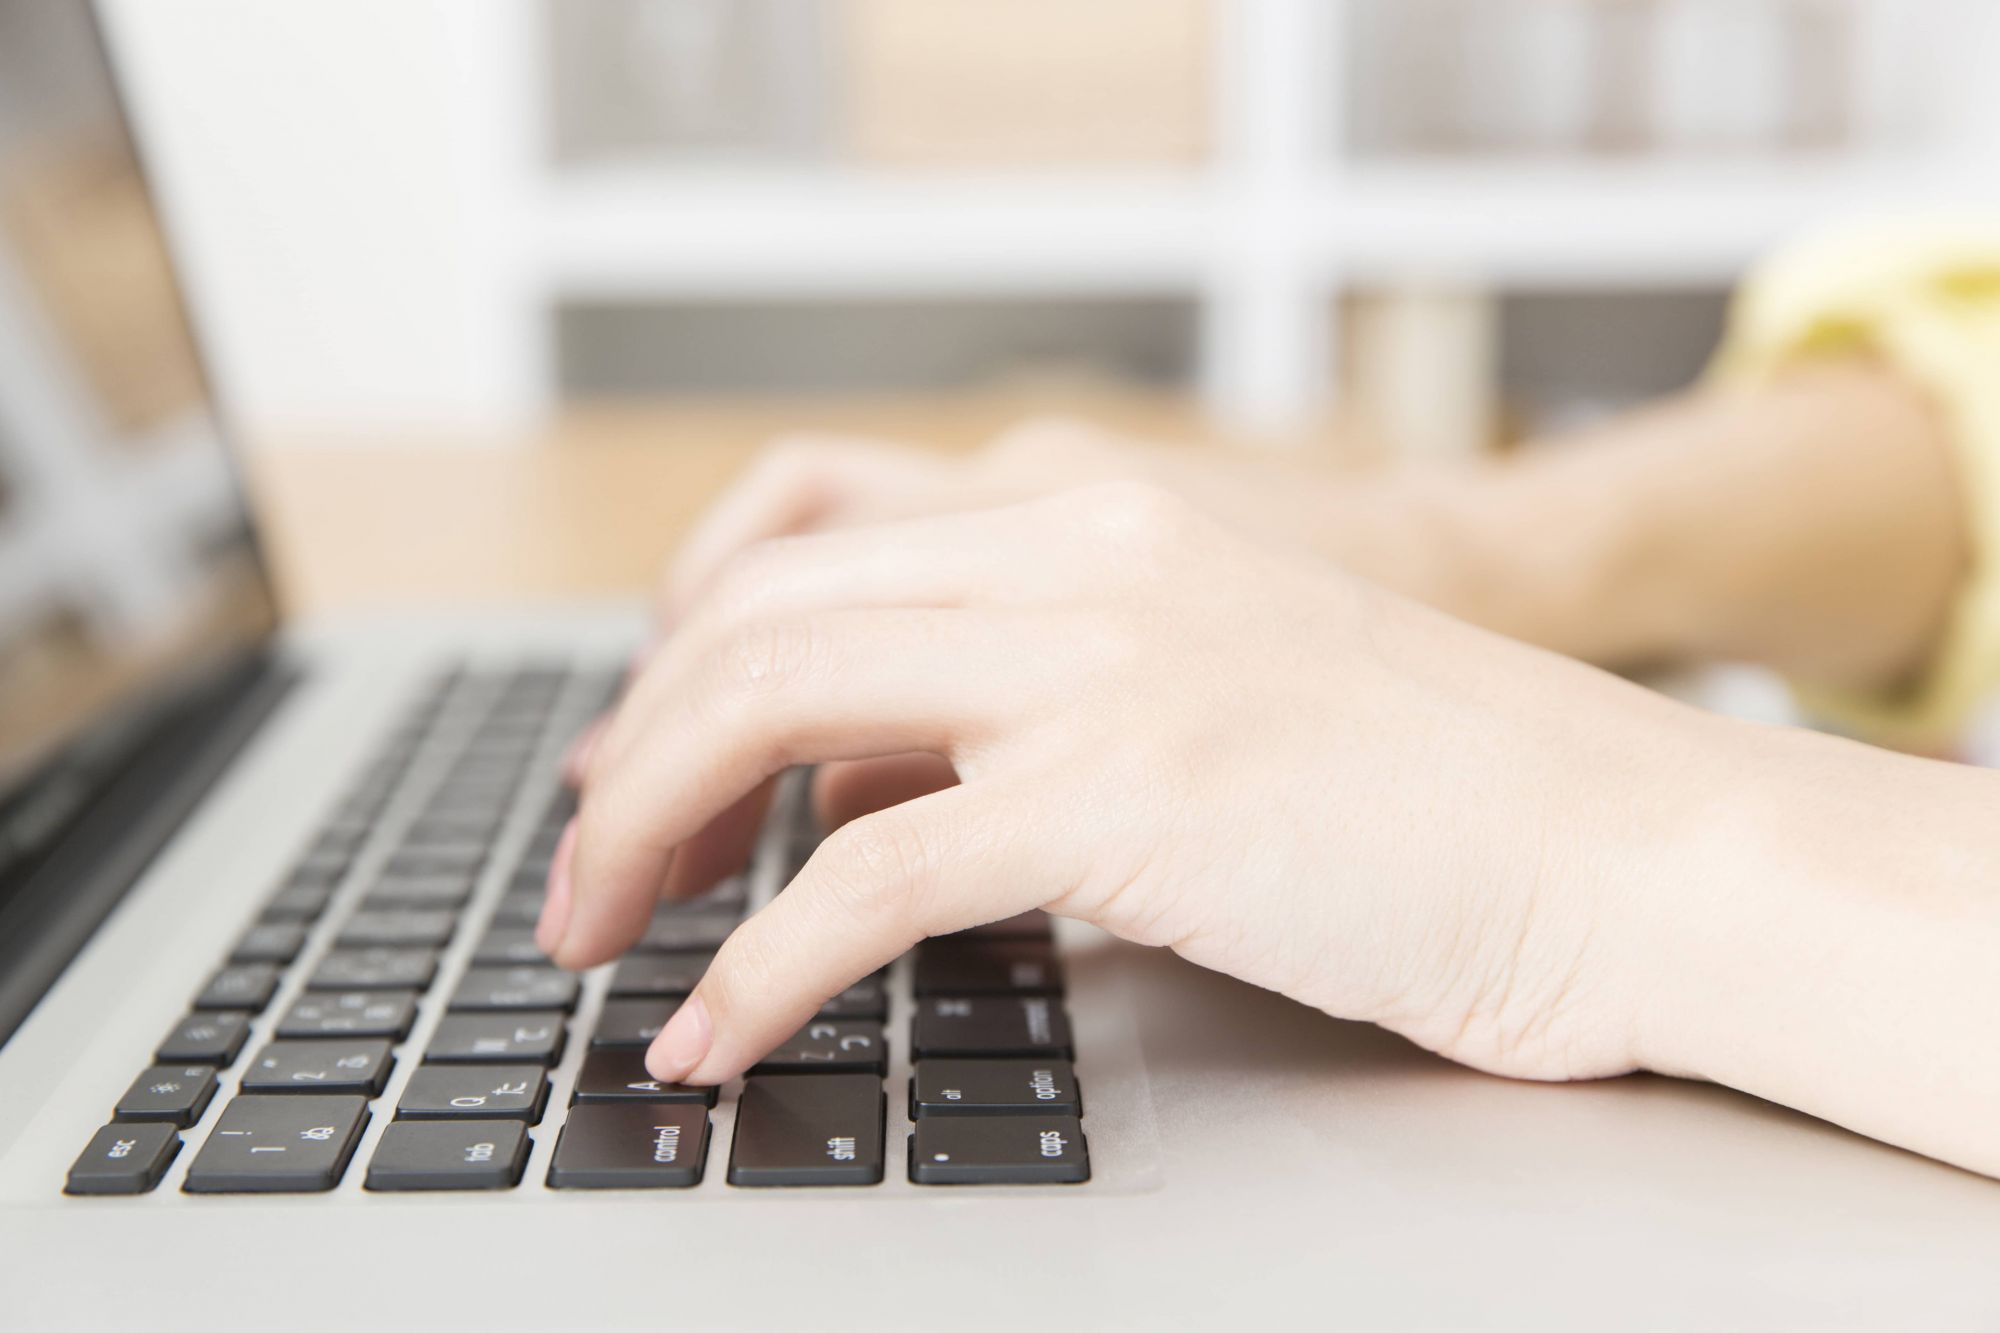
[241,1040,394,1096]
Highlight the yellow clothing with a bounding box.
[1712,217,2000,747]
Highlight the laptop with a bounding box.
[3,4,2000,1329]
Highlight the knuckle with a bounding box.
[1075,480,1193,552]
[704,538,797,620]
[811,811,936,927]
[708,618,821,704]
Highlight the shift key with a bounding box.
[727,1074,883,1187]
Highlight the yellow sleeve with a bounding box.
[1709,215,2000,748]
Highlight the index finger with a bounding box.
[643,780,1062,1084]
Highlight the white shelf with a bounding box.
[1328,156,1988,287]
[538,166,1219,299]
[536,155,1987,298]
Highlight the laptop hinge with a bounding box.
[0,652,299,1046]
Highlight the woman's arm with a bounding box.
[1417,357,1966,693]
[660,359,1967,703]
[546,484,2000,1178]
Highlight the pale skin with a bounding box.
[539,356,2000,1179]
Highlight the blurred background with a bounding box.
[80,0,2000,454]
[5,0,2000,707]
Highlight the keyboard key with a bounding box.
[750,1021,886,1076]
[448,965,579,1012]
[471,926,550,966]
[910,1059,1081,1118]
[309,947,437,991]
[383,846,487,878]
[193,962,281,1011]
[607,952,712,998]
[362,874,473,910]
[182,1095,369,1193]
[114,1064,219,1127]
[231,921,309,963]
[727,1075,884,1187]
[590,998,681,1049]
[570,1049,717,1106]
[427,1012,567,1065]
[914,939,1063,996]
[548,1103,710,1189]
[276,990,418,1039]
[636,914,736,952]
[815,977,887,1021]
[487,891,546,927]
[260,884,334,921]
[365,1120,530,1192]
[909,1115,1089,1185]
[397,1065,548,1122]
[65,1122,180,1195]
[338,909,458,948]
[242,1040,394,1096]
[947,910,1054,942]
[156,1011,251,1065]
[911,996,1073,1060]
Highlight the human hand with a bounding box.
[544,482,1727,1088]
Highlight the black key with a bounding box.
[427,1011,567,1065]
[366,1120,530,1192]
[727,1075,884,1187]
[193,962,280,1011]
[472,926,550,966]
[362,874,473,910]
[910,1059,1081,1118]
[156,1010,251,1065]
[570,1049,717,1106]
[547,1103,710,1189]
[653,875,746,914]
[261,884,334,922]
[397,1064,548,1121]
[909,1114,1089,1185]
[286,856,348,888]
[276,990,417,1039]
[750,1021,886,1076]
[65,1122,180,1195]
[487,891,545,927]
[337,909,458,948]
[636,914,736,952]
[448,966,579,1012]
[242,1039,394,1096]
[230,921,309,964]
[910,996,1073,1060]
[309,947,437,991]
[815,977,887,1021]
[114,1064,219,1127]
[182,1095,369,1193]
[914,939,1063,996]
[946,910,1053,942]
[590,998,680,1049]
[406,814,503,844]
[383,846,486,878]
[607,952,712,998]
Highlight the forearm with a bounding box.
[1628,716,2000,1177]
[1373,359,1968,692]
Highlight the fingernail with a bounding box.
[534,821,578,957]
[648,994,711,1082]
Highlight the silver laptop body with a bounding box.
[2,5,1998,1329]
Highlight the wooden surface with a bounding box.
[245,390,1236,615]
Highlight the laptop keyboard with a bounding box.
[61,665,1089,1196]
